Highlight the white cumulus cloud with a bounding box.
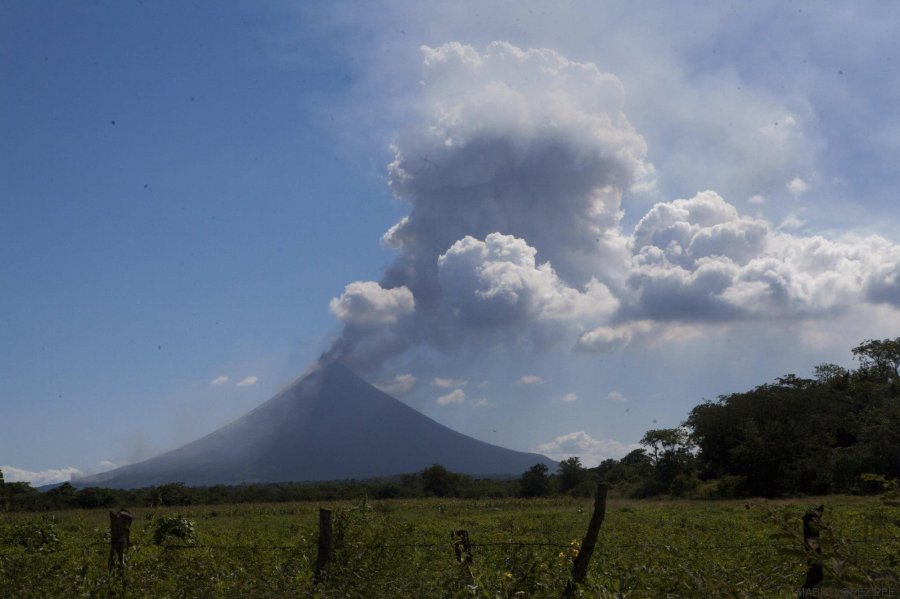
[375,373,416,395]
[535,431,640,467]
[236,376,258,387]
[436,388,466,405]
[329,281,415,326]
[787,177,809,194]
[437,233,618,342]
[1,465,83,486]
[209,375,229,386]
[517,375,544,385]
[582,190,900,349]
[470,397,495,408]
[319,41,900,368]
[606,391,627,402]
[557,392,578,402]
[577,321,657,353]
[433,377,468,388]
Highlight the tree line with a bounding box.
[1,338,897,511]
[0,471,530,512]
[589,337,900,498]
[0,463,596,511]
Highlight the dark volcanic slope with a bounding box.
[79,362,555,488]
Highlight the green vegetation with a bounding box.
[152,515,198,547]
[600,337,900,499]
[686,337,900,498]
[0,475,529,512]
[520,463,553,498]
[1,496,896,597]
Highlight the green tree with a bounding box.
[685,340,900,497]
[45,481,77,508]
[813,363,849,384]
[640,428,694,467]
[639,428,696,495]
[558,457,587,493]
[155,482,195,506]
[519,463,551,497]
[603,449,653,484]
[620,449,650,467]
[852,338,900,379]
[5,481,42,510]
[74,486,117,509]
[421,464,459,497]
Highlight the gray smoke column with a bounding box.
[324,41,900,372]
[324,42,649,371]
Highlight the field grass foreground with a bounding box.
[1,495,897,597]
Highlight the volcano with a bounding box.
[77,362,555,488]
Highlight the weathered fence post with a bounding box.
[108,509,133,572]
[800,505,824,591]
[451,529,473,564]
[562,482,608,598]
[314,508,333,584]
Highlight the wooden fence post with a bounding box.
[451,529,473,564]
[562,482,608,598]
[108,509,133,572]
[800,505,824,591]
[314,508,333,584]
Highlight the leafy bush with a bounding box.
[1,518,62,552]
[860,473,900,506]
[669,473,700,496]
[710,475,750,499]
[152,514,197,546]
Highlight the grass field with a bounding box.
[1,495,897,598]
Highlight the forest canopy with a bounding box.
[685,337,900,497]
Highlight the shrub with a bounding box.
[2,519,62,552]
[669,473,700,497]
[711,475,750,499]
[152,514,197,546]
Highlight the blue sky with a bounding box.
[2,1,899,484]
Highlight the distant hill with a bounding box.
[75,361,555,489]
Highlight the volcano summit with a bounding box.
[78,362,554,489]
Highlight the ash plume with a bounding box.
[323,42,900,373]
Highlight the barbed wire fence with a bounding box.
[1,535,897,555]
[2,486,898,595]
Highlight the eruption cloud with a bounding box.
[324,42,900,373]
